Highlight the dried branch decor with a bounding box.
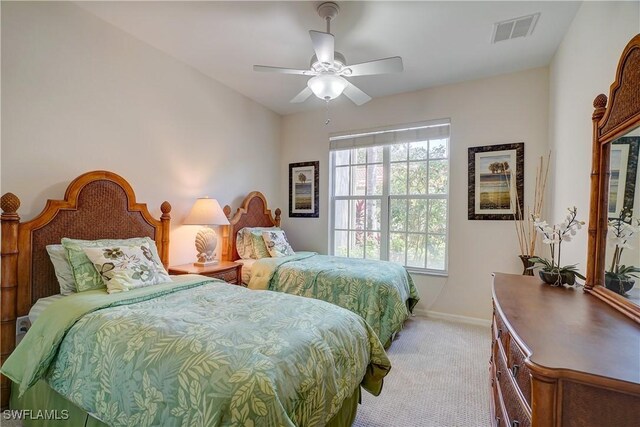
[510,153,550,257]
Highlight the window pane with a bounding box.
[351,165,366,195]
[335,150,350,166]
[390,143,408,161]
[427,234,446,270]
[429,139,448,159]
[331,131,449,271]
[390,163,407,195]
[406,234,426,268]
[408,161,427,194]
[365,199,381,231]
[409,140,429,160]
[334,166,350,196]
[350,199,366,230]
[367,146,383,163]
[350,230,364,258]
[366,164,383,195]
[428,160,448,194]
[365,232,381,260]
[334,230,348,257]
[408,199,428,233]
[428,199,447,234]
[335,200,349,229]
[390,199,407,232]
[389,233,406,264]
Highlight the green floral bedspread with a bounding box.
[1,276,391,427]
[249,254,420,346]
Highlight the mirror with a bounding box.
[586,34,640,323]
[605,129,640,305]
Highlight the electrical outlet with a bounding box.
[16,315,31,335]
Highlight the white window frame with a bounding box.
[328,120,450,276]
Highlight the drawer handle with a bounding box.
[511,421,520,427]
[511,365,520,377]
[497,370,501,381]
[497,329,502,338]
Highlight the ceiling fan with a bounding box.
[253,2,403,106]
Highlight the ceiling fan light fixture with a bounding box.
[307,74,348,100]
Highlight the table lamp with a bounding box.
[183,197,230,266]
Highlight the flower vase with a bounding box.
[604,276,635,295]
[519,255,534,276]
[539,270,576,286]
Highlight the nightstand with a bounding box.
[169,261,243,285]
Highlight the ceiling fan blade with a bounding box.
[253,65,314,76]
[290,87,313,103]
[309,30,334,64]
[344,56,403,76]
[343,81,371,106]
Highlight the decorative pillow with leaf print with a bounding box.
[249,230,273,258]
[262,230,295,257]
[61,237,161,292]
[238,227,278,259]
[82,242,171,293]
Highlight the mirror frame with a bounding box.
[586,34,640,323]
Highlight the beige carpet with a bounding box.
[354,316,492,427]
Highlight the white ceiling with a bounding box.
[76,1,581,115]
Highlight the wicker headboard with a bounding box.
[222,191,281,261]
[0,170,171,408]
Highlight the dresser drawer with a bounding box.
[211,267,239,284]
[492,376,508,427]
[508,336,532,406]
[493,308,509,350]
[496,342,531,427]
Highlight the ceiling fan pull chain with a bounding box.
[325,100,331,125]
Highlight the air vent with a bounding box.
[492,13,540,43]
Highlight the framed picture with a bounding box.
[468,143,524,220]
[608,136,639,218]
[289,161,319,218]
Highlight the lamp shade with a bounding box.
[183,197,229,226]
[307,74,348,100]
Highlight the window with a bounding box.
[329,120,450,274]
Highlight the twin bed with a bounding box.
[0,171,393,426]
[221,192,420,347]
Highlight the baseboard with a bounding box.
[413,308,491,327]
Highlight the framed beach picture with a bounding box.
[289,161,319,218]
[468,143,524,220]
[608,136,639,218]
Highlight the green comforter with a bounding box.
[248,253,420,346]
[1,276,391,427]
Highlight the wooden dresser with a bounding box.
[491,273,640,427]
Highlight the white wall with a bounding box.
[281,68,549,320]
[1,2,282,265]
[548,1,639,269]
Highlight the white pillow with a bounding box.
[46,244,76,295]
[82,242,171,294]
[262,230,295,258]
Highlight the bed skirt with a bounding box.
[10,380,361,427]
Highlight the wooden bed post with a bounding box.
[222,205,232,262]
[274,208,282,227]
[160,201,172,267]
[1,192,20,409]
